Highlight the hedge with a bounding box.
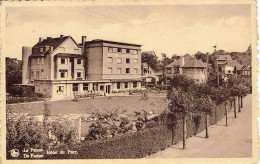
[9,85,35,97]
[48,100,232,159]
[6,96,44,104]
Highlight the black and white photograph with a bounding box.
[1,0,258,163]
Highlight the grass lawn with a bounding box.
[7,92,168,117]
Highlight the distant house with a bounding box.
[141,62,159,86]
[165,54,193,75]
[224,60,243,77]
[240,61,251,84]
[216,54,232,65]
[182,58,207,84]
[165,54,207,84]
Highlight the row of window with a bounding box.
[108,57,138,64]
[31,58,44,65]
[60,58,82,65]
[183,69,204,74]
[59,69,82,78]
[57,82,138,94]
[31,69,44,78]
[32,47,48,54]
[108,47,138,54]
[116,82,137,89]
[108,67,138,74]
[58,47,80,54]
[33,46,80,54]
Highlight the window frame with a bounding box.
[41,69,44,78]
[100,85,104,91]
[57,86,64,93]
[83,83,88,91]
[77,72,81,78]
[117,82,121,89]
[61,58,66,64]
[108,47,113,53]
[117,58,122,64]
[126,58,130,64]
[37,58,40,65]
[36,70,40,78]
[134,68,138,74]
[31,70,34,78]
[125,82,128,89]
[126,68,130,74]
[117,67,122,74]
[77,58,81,65]
[133,82,137,88]
[41,58,44,64]
[74,48,79,54]
[108,67,113,74]
[60,69,68,78]
[73,83,79,92]
[108,57,113,63]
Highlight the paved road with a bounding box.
[146,94,252,158]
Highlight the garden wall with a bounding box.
[61,100,232,159]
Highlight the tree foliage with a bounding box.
[6,58,22,93]
[167,87,196,117]
[168,75,198,94]
[141,52,160,72]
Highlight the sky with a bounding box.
[5,4,251,60]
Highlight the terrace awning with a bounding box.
[110,79,141,83]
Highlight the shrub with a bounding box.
[6,111,79,159]
[6,96,44,104]
[9,85,35,97]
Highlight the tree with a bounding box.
[227,75,249,115]
[168,87,196,149]
[168,75,198,94]
[194,51,207,63]
[141,51,160,72]
[6,58,22,93]
[227,76,240,118]
[195,95,214,138]
[171,54,180,61]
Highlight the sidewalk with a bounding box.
[146,94,252,158]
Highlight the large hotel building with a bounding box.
[22,35,142,99]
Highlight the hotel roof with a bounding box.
[81,39,142,47]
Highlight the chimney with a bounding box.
[81,36,87,54]
[81,36,87,80]
[50,46,53,53]
[180,56,185,67]
[60,35,64,38]
[39,37,43,43]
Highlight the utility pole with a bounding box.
[206,52,209,83]
[161,53,167,91]
[217,56,219,85]
[214,45,219,86]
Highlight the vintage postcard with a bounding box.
[0,0,258,163]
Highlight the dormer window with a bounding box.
[40,48,43,53]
